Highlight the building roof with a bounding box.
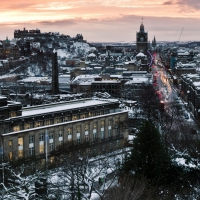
[18,98,119,118]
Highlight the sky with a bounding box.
[1,0,200,42]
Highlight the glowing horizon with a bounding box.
[1,0,200,42]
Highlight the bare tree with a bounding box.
[0,164,43,200]
[48,152,121,200]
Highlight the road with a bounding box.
[152,53,197,129]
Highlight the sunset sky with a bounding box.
[1,0,200,42]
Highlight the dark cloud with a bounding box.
[177,0,200,9]
[163,1,174,5]
[38,19,78,26]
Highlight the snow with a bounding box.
[21,99,117,117]
[91,192,100,200]
[88,53,96,57]
[175,158,196,168]
[136,52,145,57]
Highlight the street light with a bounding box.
[187,90,190,107]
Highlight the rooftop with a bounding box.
[13,98,119,118]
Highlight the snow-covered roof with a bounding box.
[72,74,100,83]
[125,77,150,84]
[136,52,145,57]
[19,76,49,83]
[18,99,119,117]
[88,53,96,57]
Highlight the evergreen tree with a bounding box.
[123,120,171,184]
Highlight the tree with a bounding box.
[0,164,43,200]
[48,152,120,200]
[123,120,171,184]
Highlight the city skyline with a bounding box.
[1,0,200,42]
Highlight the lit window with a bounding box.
[18,137,23,146]
[9,152,12,161]
[9,140,12,148]
[14,125,20,132]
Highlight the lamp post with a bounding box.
[187,90,190,108]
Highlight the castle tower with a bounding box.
[52,49,59,94]
[136,21,148,54]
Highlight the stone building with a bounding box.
[180,73,200,118]
[0,97,128,160]
[136,22,148,54]
[0,38,20,60]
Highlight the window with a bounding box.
[10,112,16,117]
[35,121,41,127]
[9,140,12,148]
[72,115,77,120]
[77,133,81,143]
[55,118,60,123]
[85,134,89,142]
[39,144,44,154]
[68,128,72,141]
[45,120,50,126]
[29,147,34,156]
[49,133,54,140]
[108,130,112,137]
[18,137,23,146]
[68,128,72,135]
[9,152,12,161]
[85,124,89,131]
[39,134,44,154]
[76,126,80,133]
[50,143,54,151]
[59,131,63,138]
[116,140,120,147]
[39,134,44,141]
[29,135,34,144]
[81,114,85,119]
[101,131,104,139]
[101,121,104,128]
[25,123,30,129]
[93,132,97,141]
[101,121,104,139]
[14,125,20,132]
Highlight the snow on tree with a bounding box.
[0,164,43,200]
[48,153,121,200]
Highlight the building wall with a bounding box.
[3,111,128,160]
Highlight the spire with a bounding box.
[140,18,144,32]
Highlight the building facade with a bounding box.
[0,97,128,160]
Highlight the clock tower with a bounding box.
[136,22,148,54]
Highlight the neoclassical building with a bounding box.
[0,97,128,160]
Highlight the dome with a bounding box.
[136,52,145,57]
